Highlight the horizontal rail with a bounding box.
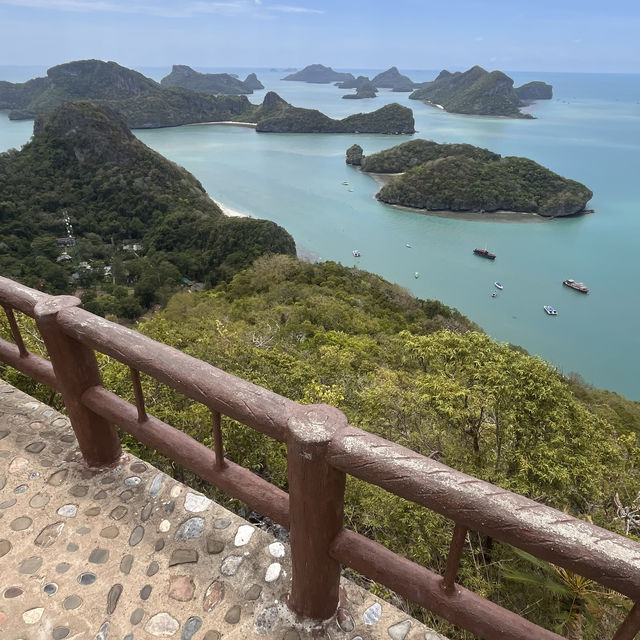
[56,306,296,442]
[330,529,564,640]
[0,275,50,316]
[82,385,289,528]
[0,337,61,392]
[327,426,640,600]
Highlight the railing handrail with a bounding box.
[2,276,639,639]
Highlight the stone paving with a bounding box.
[0,380,448,640]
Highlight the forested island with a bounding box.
[409,66,552,117]
[0,101,295,317]
[160,65,264,94]
[281,63,353,83]
[349,139,592,216]
[0,59,413,133]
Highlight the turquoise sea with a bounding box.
[1,66,639,399]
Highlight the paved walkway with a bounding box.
[0,380,447,640]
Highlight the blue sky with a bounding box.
[0,0,638,73]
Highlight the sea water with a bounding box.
[1,67,639,399]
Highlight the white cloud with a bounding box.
[269,4,323,13]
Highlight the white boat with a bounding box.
[494,281,503,290]
[406,243,411,248]
[352,249,361,257]
[543,305,558,315]
[491,291,497,298]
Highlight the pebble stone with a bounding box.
[9,457,29,473]
[34,521,65,549]
[182,616,202,640]
[203,633,221,640]
[224,605,241,625]
[66,542,79,552]
[144,612,179,637]
[125,476,142,486]
[89,548,110,564]
[155,538,165,551]
[10,515,33,531]
[169,549,199,566]
[129,525,145,546]
[52,627,70,640]
[158,519,171,533]
[130,608,145,625]
[254,606,279,634]
[22,607,44,624]
[175,517,205,541]
[47,469,68,486]
[141,502,153,521]
[0,539,11,557]
[57,504,78,517]
[78,572,97,586]
[107,583,123,614]
[110,505,127,520]
[147,560,160,576]
[184,492,212,513]
[14,483,28,493]
[25,441,45,453]
[203,581,225,612]
[4,587,23,598]
[70,485,89,497]
[244,584,262,601]
[168,575,195,602]
[63,595,83,610]
[85,506,101,516]
[149,473,164,497]
[170,485,182,498]
[140,584,153,600]
[131,462,147,473]
[56,562,71,574]
[213,518,231,529]
[0,498,16,509]
[337,609,355,632]
[30,493,50,508]
[120,554,134,574]
[100,525,120,539]
[268,542,285,558]
[19,556,43,574]
[220,555,244,576]
[265,563,282,582]
[387,620,412,640]
[364,602,382,625]
[43,583,58,595]
[206,536,225,554]
[94,621,109,640]
[234,524,255,547]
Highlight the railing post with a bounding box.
[287,404,347,619]
[34,295,121,468]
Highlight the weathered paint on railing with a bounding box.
[2,275,640,639]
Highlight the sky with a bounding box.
[0,0,639,74]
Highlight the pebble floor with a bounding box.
[0,380,448,640]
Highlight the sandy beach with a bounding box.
[214,201,251,218]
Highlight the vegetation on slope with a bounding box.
[355,140,592,216]
[342,80,378,99]
[409,66,551,117]
[160,65,260,95]
[0,101,295,316]
[282,63,354,83]
[371,66,417,92]
[3,254,639,638]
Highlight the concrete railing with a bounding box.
[1,274,639,640]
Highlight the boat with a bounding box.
[342,181,349,185]
[414,272,419,279]
[494,282,503,290]
[406,243,411,248]
[543,305,558,315]
[473,248,496,260]
[352,249,361,257]
[563,279,589,294]
[491,292,497,298]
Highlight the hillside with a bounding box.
[0,101,295,316]
[371,66,417,92]
[342,80,378,99]
[160,65,261,94]
[36,253,634,640]
[409,66,552,117]
[254,92,414,133]
[355,140,592,216]
[282,63,353,83]
[515,80,553,101]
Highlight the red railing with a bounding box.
[1,274,639,640]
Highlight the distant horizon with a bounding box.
[1,1,638,75]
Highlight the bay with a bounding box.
[1,66,639,398]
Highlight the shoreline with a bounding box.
[187,121,257,128]
[214,200,251,218]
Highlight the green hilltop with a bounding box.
[409,65,552,117]
[354,139,592,216]
[160,65,263,95]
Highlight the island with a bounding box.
[409,66,552,118]
[351,139,592,217]
[254,92,414,133]
[342,80,378,99]
[336,75,371,90]
[0,60,413,134]
[515,81,553,101]
[371,66,418,92]
[281,64,354,83]
[160,65,264,94]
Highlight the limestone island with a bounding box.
[409,66,552,118]
[160,65,264,94]
[347,140,592,217]
[371,66,419,92]
[342,80,378,100]
[0,60,414,134]
[281,64,354,84]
